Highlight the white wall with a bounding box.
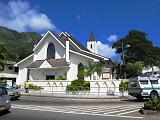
[16,56,33,87]
[89,80,121,95]
[34,35,65,61]
[67,52,92,80]
[87,41,98,54]
[30,68,69,80]
[28,79,122,96]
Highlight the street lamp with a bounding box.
[121,42,130,80]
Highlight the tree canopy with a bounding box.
[112,30,160,78]
[112,30,160,66]
[0,42,7,71]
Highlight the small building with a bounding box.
[0,61,18,86]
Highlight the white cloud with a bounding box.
[97,41,116,58]
[0,0,60,33]
[107,35,118,42]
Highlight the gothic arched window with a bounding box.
[47,42,55,59]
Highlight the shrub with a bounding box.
[28,84,43,91]
[66,80,90,92]
[0,80,7,84]
[143,100,160,111]
[56,76,65,80]
[119,81,129,92]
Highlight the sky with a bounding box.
[0,0,160,60]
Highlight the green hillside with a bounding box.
[0,26,42,62]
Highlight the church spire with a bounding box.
[88,32,96,42]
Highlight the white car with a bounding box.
[0,85,11,113]
[128,76,160,101]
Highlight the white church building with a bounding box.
[15,31,121,95]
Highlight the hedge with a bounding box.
[66,80,90,92]
[143,100,160,111]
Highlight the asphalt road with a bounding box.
[0,96,160,120]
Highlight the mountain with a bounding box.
[0,26,42,62]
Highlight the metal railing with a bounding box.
[22,85,129,98]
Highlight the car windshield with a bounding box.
[150,80,159,84]
[139,80,148,85]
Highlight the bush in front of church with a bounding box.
[66,79,90,92]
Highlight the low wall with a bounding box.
[28,79,125,96]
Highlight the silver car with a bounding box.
[0,85,11,112]
[3,84,21,100]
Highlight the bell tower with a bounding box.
[87,32,98,54]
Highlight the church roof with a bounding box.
[58,32,109,63]
[27,58,69,68]
[17,31,112,67]
[88,32,96,42]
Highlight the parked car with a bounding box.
[0,84,21,100]
[128,76,160,101]
[0,85,11,112]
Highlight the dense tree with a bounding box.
[125,61,144,78]
[0,26,42,62]
[0,43,7,71]
[112,30,160,78]
[112,30,160,66]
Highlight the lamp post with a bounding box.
[121,42,130,80]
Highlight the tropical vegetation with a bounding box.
[113,30,160,79]
[119,81,129,92]
[66,79,90,92]
[0,42,7,71]
[0,26,42,62]
[84,61,103,80]
[28,84,43,91]
[143,100,160,111]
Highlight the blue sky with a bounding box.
[0,0,160,59]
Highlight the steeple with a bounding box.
[89,32,96,42]
[87,32,98,54]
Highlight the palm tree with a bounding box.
[84,61,95,80]
[84,61,103,80]
[0,43,7,71]
[95,62,103,79]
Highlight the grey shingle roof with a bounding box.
[27,60,44,68]
[47,58,69,67]
[27,59,69,68]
